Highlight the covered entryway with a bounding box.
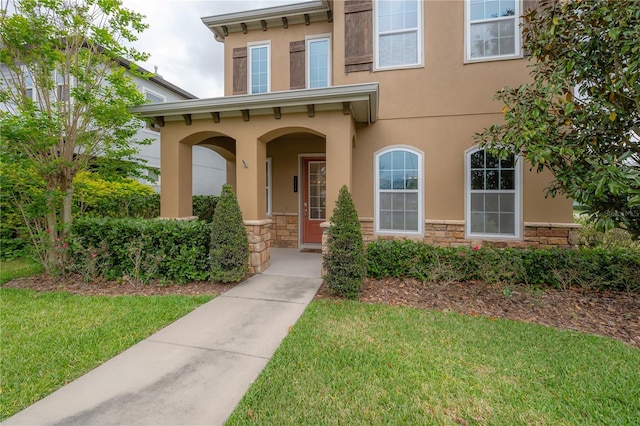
[132,83,378,273]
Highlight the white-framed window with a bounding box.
[24,71,34,101]
[466,0,521,61]
[465,147,521,238]
[55,70,69,101]
[266,157,272,215]
[144,89,165,104]
[375,146,423,235]
[374,0,423,70]
[306,34,331,88]
[249,42,270,94]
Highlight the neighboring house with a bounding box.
[133,0,576,273]
[123,62,227,195]
[0,60,227,196]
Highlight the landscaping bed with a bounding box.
[5,273,639,348]
[318,278,640,348]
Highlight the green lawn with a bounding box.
[0,288,213,421]
[0,257,43,284]
[227,300,640,425]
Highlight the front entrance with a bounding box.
[301,157,326,245]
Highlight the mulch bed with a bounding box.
[4,274,639,348]
[316,278,640,348]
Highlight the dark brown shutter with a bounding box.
[232,47,247,95]
[290,40,306,90]
[344,0,373,73]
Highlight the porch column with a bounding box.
[325,114,354,214]
[160,139,193,218]
[235,137,271,273]
[235,137,267,220]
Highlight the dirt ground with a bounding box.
[4,274,639,348]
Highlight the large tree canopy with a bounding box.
[476,0,640,238]
[0,0,149,269]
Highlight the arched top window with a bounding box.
[375,146,423,235]
[465,147,521,238]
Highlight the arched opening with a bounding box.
[263,129,326,248]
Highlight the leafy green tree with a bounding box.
[209,184,248,283]
[323,185,366,299]
[475,0,640,238]
[0,0,150,270]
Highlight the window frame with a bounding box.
[374,145,424,236]
[464,146,522,239]
[54,70,70,102]
[373,0,424,71]
[305,34,332,89]
[144,88,166,104]
[464,0,523,63]
[248,41,271,94]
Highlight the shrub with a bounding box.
[323,185,366,299]
[209,185,248,283]
[74,171,159,218]
[366,239,640,292]
[70,217,212,283]
[576,216,639,250]
[193,195,219,222]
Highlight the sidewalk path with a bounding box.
[4,249,322,426]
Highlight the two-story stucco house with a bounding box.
[133,0,577,273]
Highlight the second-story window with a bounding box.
[55,71,69,101]
[24,71,34,100]
[375,0,423,69]
[307,35,330,88]
[249,42,270,94]
[466,0,521,61]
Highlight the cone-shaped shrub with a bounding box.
[323,185,366,299]
[209,184,249,282]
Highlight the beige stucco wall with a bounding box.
[158,111,353,221]
[191,0,573,228]
[224,21,333,96]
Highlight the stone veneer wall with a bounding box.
[269,213,299,248]
[357,218,580,249]
[244,219,272,273]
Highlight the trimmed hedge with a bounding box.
[367,239,640,292]
[70,217,212,283]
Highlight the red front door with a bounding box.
[302,158,326,244]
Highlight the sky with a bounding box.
[121,0,304,99]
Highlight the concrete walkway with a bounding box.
[4,248,323,426]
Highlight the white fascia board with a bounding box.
[202,0,330,39]
[133,83,379,123]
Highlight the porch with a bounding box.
[133,83,379,273]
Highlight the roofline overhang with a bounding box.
[118,58,198,100]
[202,0,332,41]
[132,83,379,125]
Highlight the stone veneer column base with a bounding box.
[270,213,299,248]
[358,218,580,249]
[244,219,272,274]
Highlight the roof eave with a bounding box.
[202,0,331,40]
[132,83,379,124]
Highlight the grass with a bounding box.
[0,288,213,421]
[0,257,43,284]
[227,300,640,425]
